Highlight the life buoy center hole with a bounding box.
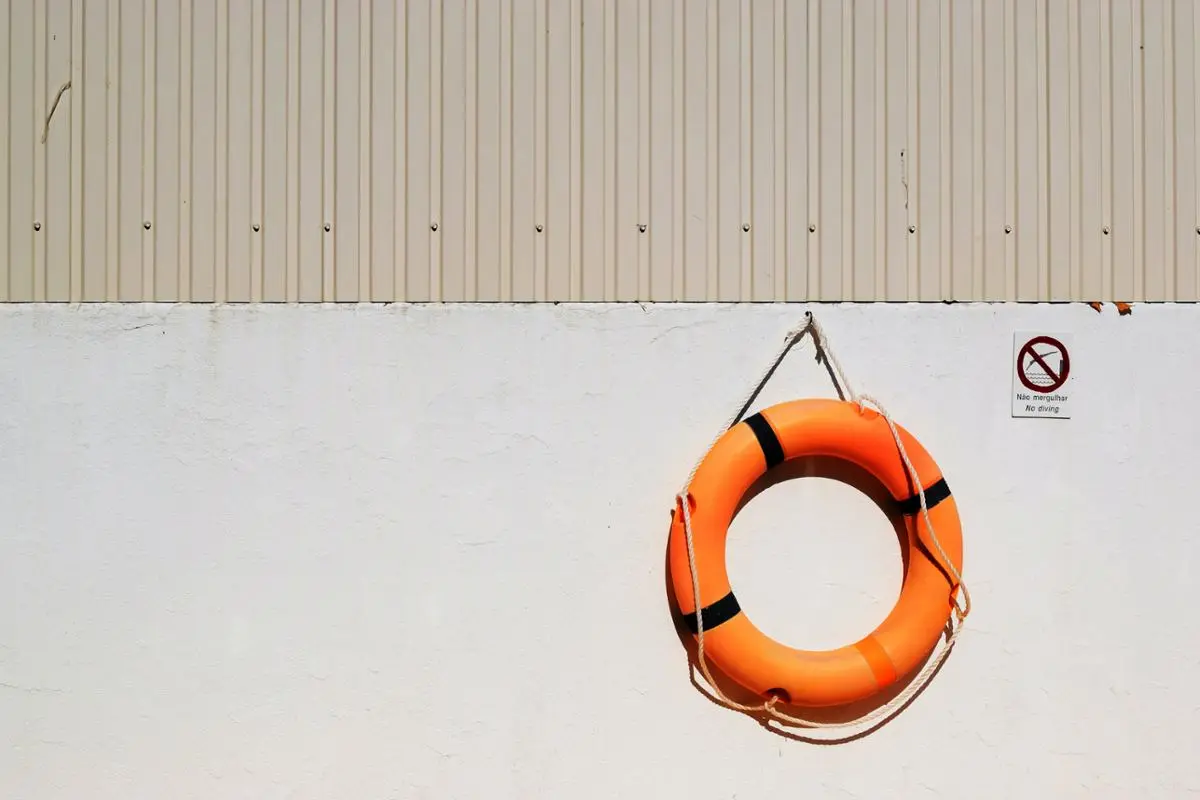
[726,464,904,652]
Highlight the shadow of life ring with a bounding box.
[668,397,964,709]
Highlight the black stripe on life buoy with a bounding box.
[744,412,785,470]
[897,477,951,515]
[680,592,742,634]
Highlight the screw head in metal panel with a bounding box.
[638,224,646,233]
[252,223,261,232]
[1004,225,1012,234]
[536,224,544,233]
[431,222,439,232]
[1195,226,1200,235]
[742,223,751,232]
[144,220,152,230]
[908,225,916,234]
[808,224,816,233]
[1102,226,1110,235]
[324,222,331,232]
[33,221,41,231]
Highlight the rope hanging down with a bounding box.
[675,311,971,733]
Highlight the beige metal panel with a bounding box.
[4,0,1200,302]
[0,0,9,302]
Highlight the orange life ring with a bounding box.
[667,397,964,708]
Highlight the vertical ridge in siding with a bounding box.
[883,0,907,301]
[1179,0,1199,300]
[821,0,845,301]
[428,0,443,300]
[716,0,740,301]
[806,0,821,300]
[1066,0,1082,300]
[1078,0,1104,300]
[635,0,650,301]
[535,0,549,300]
[190,0,218,302]
[392,0,409,301]
[284,0,301,302]
[248,0,263,300]
[969,0,985,301]
[511,0,538,301]
[1046,0,1070,301]
[369,0,396,302]
[680,0,707,301]
[357,0,372,301]
[0,2,9,302]
[212,0,229,303]
[840,0,855,301]
[261,0,287,301]
[495,0,512,301]
[544,0,570,300]
[332,0,361,302]
[69,0,85,302]
[226,0,252,302]
[320,0,336,300]
[614,0,639,301]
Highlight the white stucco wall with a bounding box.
[1,302,1198,797]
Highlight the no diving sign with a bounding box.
[1012,332,1073,419]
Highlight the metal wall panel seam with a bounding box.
[536,0,550,300]
[394,0,408,301]
[357,0,372,301]
[670,0,684,300]
[568,0,582,300]
[1100,0,1113,300]
[1132,0,1145,302]
[498,0,512,302]
[465,0,480,302]
[139,0,155,299]
[69,0,85,302]
[738,0,751,301]
[1111,0,1133,301]
[214,0,229,303]
[1195,0,1200,298]
[319,0,333,300]
[806,0,820,300]
[1,2,11,301]
[604,0,624,299]
[704,0,717,301]
[773,0,787,301]
[874,0,887,301]
[250,0,264,301]
[284,0,300,302]
[430,0,443,301]
[972,0,985,301]
[905,0,917,301]
[1068,0,1082,300]
[603,0,619,302]
[1162,0,1176,297]
[179,0,194,301]
[1004,0,1016,300]
[842,0,854,300]
[1035,0,1048,301]
[46,0,71,300]
[636,0,651,302]
[939,0,951,300]
[227,0,252,301]
[33,0,46,301]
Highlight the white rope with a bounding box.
[675,312,970,734]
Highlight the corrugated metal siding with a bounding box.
[2,0,1199,303]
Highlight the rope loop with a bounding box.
[675,312,969,735]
